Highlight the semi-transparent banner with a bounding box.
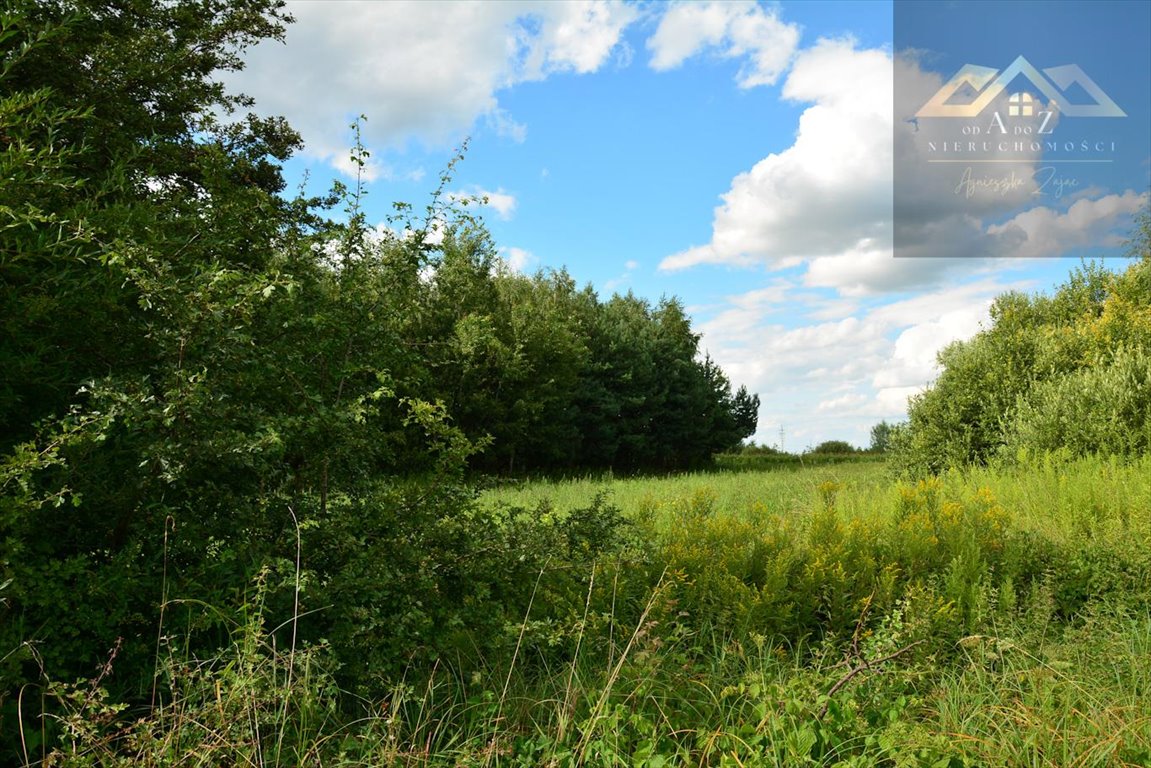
[894,1,1150,258]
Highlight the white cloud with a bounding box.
[525,1,639,76]
[450,187,518,220]
[698,277,1026,447]
[816,393,869,413]
[874,386,921,417]
[486,108,528,143]
[647,1,800,87]
[330,153,388,183]
[660,38,893,277]
[602,258,641,293]
[224,1,637,172]
[986,191,1147,259]
[803,243,958,297]
[865,279,1004,328]
[647,2,733,69]
[499,246,537,273]
[661,42,1143,304]
[481,189,518,220]
[871,305,989,389]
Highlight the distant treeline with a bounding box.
[715,440,886,472]
[405,240,760,473]
[0,197,759,480]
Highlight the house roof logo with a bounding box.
[917,55,1126,118]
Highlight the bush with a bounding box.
[892,251,1151,476]
[1003,346,1151,458]
[807,440,857,455]
[641,475,1044,653]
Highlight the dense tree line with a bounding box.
[0,1,756,476]
[420,234,758,473]
[0,0,757,719]
[892,217,1151,476]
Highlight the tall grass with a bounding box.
[26,455,1151,766]
[481,459,893,525]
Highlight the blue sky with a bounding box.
[224,0,1150,450]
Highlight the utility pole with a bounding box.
[779,425,785,453]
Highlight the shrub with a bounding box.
[1003,346,1151,458]
[807,440,857,455]
[892,250,1151,476]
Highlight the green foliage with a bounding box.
[645,474,1021,649]
[868,420,895,453]
[1004,346,1151,457]
[413,257,759,473]
[5,1,1148,765]
[28,460,1151,767]
[807,440,858,455]
[0,0,300,451]
[37,572,348,768]
[893,238,1151,475]
[0,0,759,729]
[297,486,635,690]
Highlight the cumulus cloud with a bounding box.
[986,191,1147,258]
[660,38,893,278]
[224,1,637,172]
[696,280,795,344]
[662,41,1142,301]
[886,53,1095,267]
[803,243,964,297]
[697,277,1026,447]
[479,189,518,220]
[816,393,869,413]
[647,0,800,87]
[523,0,639,76]
[871,305,989,389]
[874,386,922,416]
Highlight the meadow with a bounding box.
[481,458,894,528]
[36,455,1151,767]
[467,456,1151,766]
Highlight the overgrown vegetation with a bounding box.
[15,458,1151,766]
[890,214,1151,475]
[1,0,757,727]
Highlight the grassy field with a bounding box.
[481,459,896,525]
[35,455,1151,766]
[472,456,1151,767]
[482,453,1151,544]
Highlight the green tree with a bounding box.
[869,420,894,453]
[0,0,299,450]
[808,440,856,454]
[490,267,589,471]
[892,220,1151,475]
[574,293,758,470]
[0,1,765,723]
